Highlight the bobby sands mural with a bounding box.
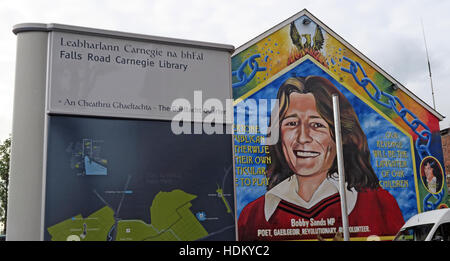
[237,76,404,240]
[232,11,448,241]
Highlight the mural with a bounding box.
[232,14,448,241]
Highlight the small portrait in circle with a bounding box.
[420,156,444,194]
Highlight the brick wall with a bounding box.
[440,128,450,190]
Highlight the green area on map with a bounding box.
[47,189,209,241]
[47,206,115,241]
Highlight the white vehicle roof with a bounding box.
[402,209,450,228]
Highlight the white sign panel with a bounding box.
[48,31,232,122]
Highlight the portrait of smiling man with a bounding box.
[237,76,405,241]
[279,88,336,203]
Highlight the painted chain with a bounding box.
[341,56,443,210]
[232,54,268,88]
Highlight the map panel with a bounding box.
[44,115,235,241]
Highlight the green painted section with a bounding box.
[48,189,208,241]
[150,189,197,230]
[47,206,115,241]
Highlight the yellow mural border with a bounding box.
[233,55,312,107]
[294,235,396,241]
[233,54,421,213]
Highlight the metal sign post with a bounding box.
[332,94,350,241]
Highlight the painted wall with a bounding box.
[232,13,448,241]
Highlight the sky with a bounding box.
[1,0,449,142]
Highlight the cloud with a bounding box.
[1,0,449,143]
[360,112,384,132]
[236,185,266,217]
[392,188,418,221]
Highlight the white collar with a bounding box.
[264,174,358,221]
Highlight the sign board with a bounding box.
[10,23,236,241]
[48,31,232,122]
[231,10,448,241]
[45,116,235,241]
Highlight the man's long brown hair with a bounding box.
[266,76,380,192]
